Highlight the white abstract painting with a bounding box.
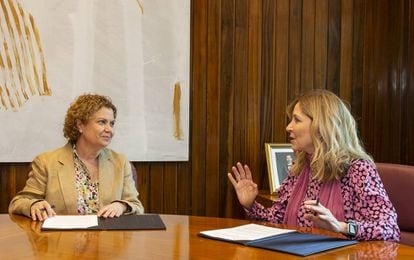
[0,0,190,162]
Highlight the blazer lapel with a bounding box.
[57,144,78,214]
[98,149,115,208]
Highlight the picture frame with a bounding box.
[265,143,294,195]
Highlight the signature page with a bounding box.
[200,223,295,242]
[42,215,98,229]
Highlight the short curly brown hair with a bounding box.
[63,93,117,143]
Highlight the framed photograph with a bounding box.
[265,143,294,195]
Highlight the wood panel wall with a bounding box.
[1,0,413,218]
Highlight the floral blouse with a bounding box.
[73,147,99,214]
[246,159,400,241]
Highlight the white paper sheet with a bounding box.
[42,215,98,229]
[200,223,295,242]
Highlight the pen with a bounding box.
[40,205,55,211]
[314,198,320,216]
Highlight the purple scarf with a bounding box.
[283,160,345,226]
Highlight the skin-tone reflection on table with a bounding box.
[1,214,413,259]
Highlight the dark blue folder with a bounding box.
[200,230,357,256]
[246,231,358,256]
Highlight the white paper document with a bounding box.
[200,223,295,242]
[42,215,98,229]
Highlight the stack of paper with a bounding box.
[200,223,295,242]
[42,215,98,229]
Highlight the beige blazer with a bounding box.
[9,143,144,217]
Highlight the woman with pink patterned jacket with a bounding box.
[228,89,400,241]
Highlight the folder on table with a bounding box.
[199,223,357,256]
[41,214,166,231]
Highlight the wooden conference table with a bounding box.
[1,214,414,259]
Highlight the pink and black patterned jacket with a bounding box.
[246,159,400,241]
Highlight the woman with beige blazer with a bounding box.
[9,94,144,221]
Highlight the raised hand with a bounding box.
[227,162,258,209]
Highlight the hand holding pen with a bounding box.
[30,201,56,221]
[303,198,345,234]
[303,198,320,216]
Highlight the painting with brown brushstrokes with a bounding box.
[0,0,51,110]
[0,0,190,162]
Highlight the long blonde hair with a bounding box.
[287,89,373,182]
